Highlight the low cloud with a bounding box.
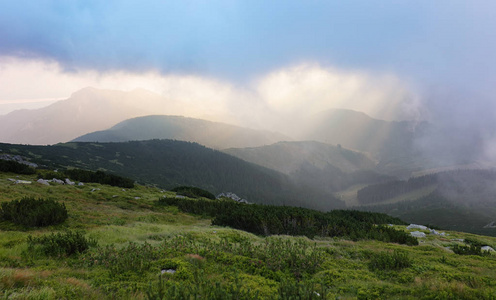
[1,58,417,125]
[254,63,419,122]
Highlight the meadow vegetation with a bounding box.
[1,171,496,299]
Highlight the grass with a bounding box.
[1,171,496,298]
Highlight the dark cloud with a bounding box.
[1,1,495,86]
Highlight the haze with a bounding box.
[1,1,496,163]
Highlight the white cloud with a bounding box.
[254,63,418,122]
[0,57,419,128]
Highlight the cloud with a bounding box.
[254,63,419,122]
[0,57,418,124]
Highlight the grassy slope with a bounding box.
[1,172,496,299]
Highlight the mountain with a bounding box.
[224,141,375,175]
[293,109,443,177]
[0,87,204,145]
[0,140,344,211]
[224,141,393,193]
[356,169,496,235]
[73,115,289,149]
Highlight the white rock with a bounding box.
[52,178,64,184]
[78,182,84,186]
[407,224,428,230]
[37,179,50,185]
[410,231,426,238]
[482,246,495,252]
[15,180,31,184]
[65,178,75,185]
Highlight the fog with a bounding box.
[1,55,495,169]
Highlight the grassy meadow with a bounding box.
[1,171,496,299]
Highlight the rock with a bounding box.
[134,197,141,200]
[407,224,428,230]
[484,222,496,228]
[175,195,186,199]
[15,180,31,184]
[481,246,495,252]
[410,231,426,238]
[37,179,50,185]
[52,178,64,184]
[78,182,84,186]
[161,269,176,274]
[217,192,249,203]
[65,178,75,185]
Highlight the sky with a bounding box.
[1,1,496,140]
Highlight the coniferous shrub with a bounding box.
[170,186,216,199]
[0,197,68,227]
[0,159,36,174]
[157,197,416,245]
[452,244,489,256]
[27,231,97,257]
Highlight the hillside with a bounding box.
[73,115,290,149]
[0,140,343,211]
[224,141,392,193]
[293,109,428,176]
[356,169,496,236]
[1,170,496,299]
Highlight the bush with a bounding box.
[158,197,416,245]
[27,230,97,257]
[0,197,68,227]
[64,169,135,188]
[170,186,216,199]
[452,244,489,256]
[0,159,36,174]
[369,250,412,271]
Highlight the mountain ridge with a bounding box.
[73,115,290,149]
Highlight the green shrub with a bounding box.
[0,159,36,174]
[452,244,489,256]
[369,250,412,271]
[64,169,135,188]
[170,186,216,199]
[27,230,97,257]
[0,197,68,227]
[158,197,416,245]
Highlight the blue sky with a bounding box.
[1,0,495,123]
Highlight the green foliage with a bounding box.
[368,250,412,271]
[452,244,489,256]
[64,169,134,188]
[170,186,215,199]
[27,230,97,257]
[0,197,67,227]
[146,272,253,300]
[0,159,36,174]
[84,242,159,276]
[463,237,486,248]
[158,197,416,245]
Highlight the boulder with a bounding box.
[482,246,495,252]
[410,231,426,238]
[37,179,50,185]
[407,224,428,230]
[52,178,64,184]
